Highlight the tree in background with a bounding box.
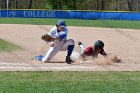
[127,0,140,11]
[0,0,7,9]
[29,0,33,9]
[0,0,140,12]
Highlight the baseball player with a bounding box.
[36,20,75,64]
[78,40,107,63]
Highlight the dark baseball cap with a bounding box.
[56,20,67,27]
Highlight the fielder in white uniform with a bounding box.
[36,20,75,64]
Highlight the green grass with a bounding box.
[0,18,140,29]
[0,39,23,52]
[0,71,139,93]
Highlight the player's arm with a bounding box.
[41,34,55,46]
[100,49,107,57]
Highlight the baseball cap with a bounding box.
[56,20,67,27]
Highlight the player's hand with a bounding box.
[49,42,55,47]
[50,43,55,47]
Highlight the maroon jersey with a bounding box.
[84,46,107,56]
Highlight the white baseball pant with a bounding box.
[42,39,74,62]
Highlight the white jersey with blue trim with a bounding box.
[48,27,68,46]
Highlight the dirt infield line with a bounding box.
[0,62,140,71]
[0,62,95,71]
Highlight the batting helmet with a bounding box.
[56,20,67,27]
[94,40,104,49]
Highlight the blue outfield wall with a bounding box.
[0,10,140,20]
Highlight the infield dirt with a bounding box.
[0,24,140,71]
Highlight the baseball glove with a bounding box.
[41,34,54,42]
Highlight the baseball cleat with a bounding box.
[65,56,73,64]
[78,41,83,46]
[33,55,44,61]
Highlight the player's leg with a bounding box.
[78,41,85,54]
[42,46,60,62]
[70,52,81,61]
[61,39,75,64]
[78,41,89,64]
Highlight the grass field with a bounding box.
[0,71,139,93]
[0,39,22,52]
[0,18,140,29]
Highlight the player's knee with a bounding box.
[68,39,75,45]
